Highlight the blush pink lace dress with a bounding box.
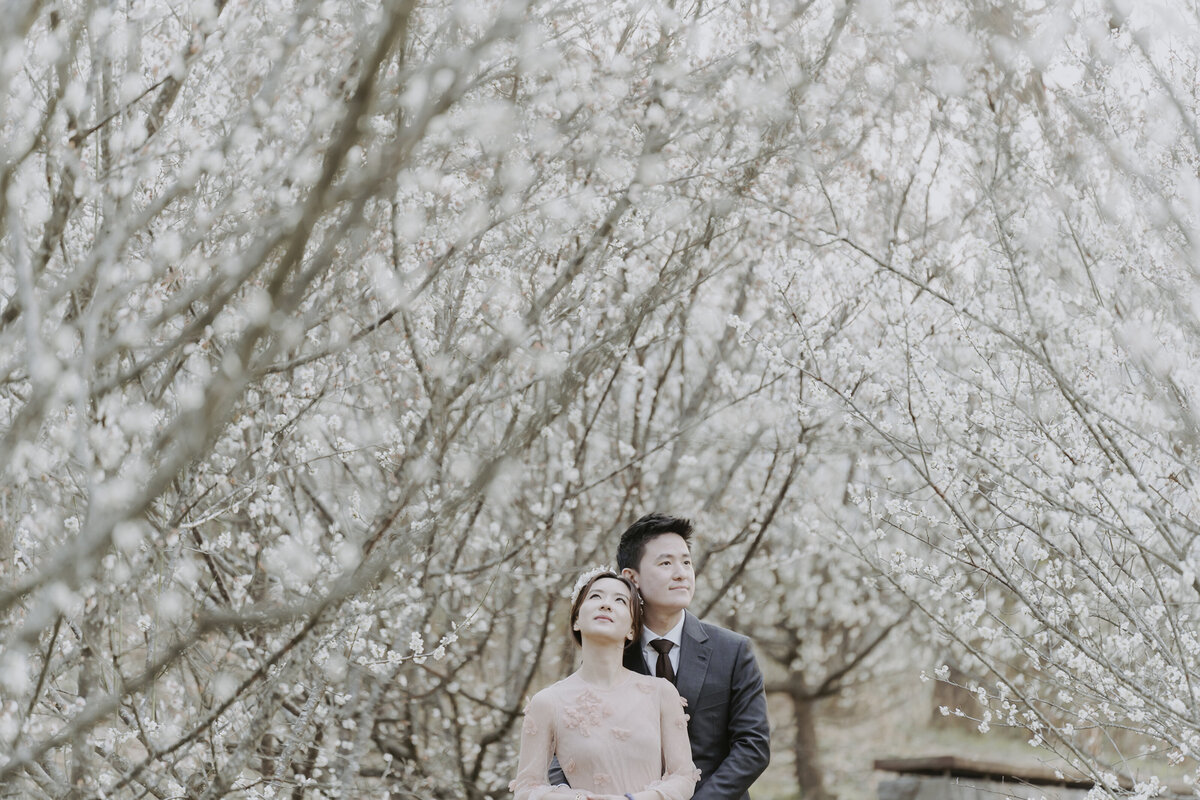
[510,671,700,800]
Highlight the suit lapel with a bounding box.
[675,611,711,710]
[624,641,650,675]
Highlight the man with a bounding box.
[618,512,770,800]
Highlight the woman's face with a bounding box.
[574,577,635,643]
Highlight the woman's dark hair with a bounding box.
[569,571,642,648]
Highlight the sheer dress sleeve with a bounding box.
[509,690,558,800]
[644,679,700,800]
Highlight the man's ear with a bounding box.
[621,567,638,586]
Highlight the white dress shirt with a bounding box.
[640,614,685,677]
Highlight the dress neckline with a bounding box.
[571,669,638,691]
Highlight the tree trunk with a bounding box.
[792,692,833,800]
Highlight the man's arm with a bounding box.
[693,637,770,800]
[547,755,567,787]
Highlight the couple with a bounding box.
[511,513,771,800]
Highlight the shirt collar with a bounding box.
[641,612,685,649]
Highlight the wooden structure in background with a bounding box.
[874,756,1185,800]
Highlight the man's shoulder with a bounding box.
[687,613,752,649]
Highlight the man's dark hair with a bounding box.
[616,513,694,571]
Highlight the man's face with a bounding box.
[623,532,694,615]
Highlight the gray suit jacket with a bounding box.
[547,612,770,799]
[627,612,770,800]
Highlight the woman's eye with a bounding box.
[616,597,627,604]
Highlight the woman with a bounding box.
[510,569,699,800]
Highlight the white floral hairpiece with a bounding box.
[568,565,617,602]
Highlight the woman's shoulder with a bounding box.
[541,674,579,693]
[628,672,680,699]
[626,671,655,693]
[526,676,576,709]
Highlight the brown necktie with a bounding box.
[650,638,675,683]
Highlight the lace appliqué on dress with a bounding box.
[521,701,538,736]
[594,773,611,788]
[611,727,631,741]
[562,689,610,736]
[675,694,690,728]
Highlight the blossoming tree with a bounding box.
[7,0,1200,798]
